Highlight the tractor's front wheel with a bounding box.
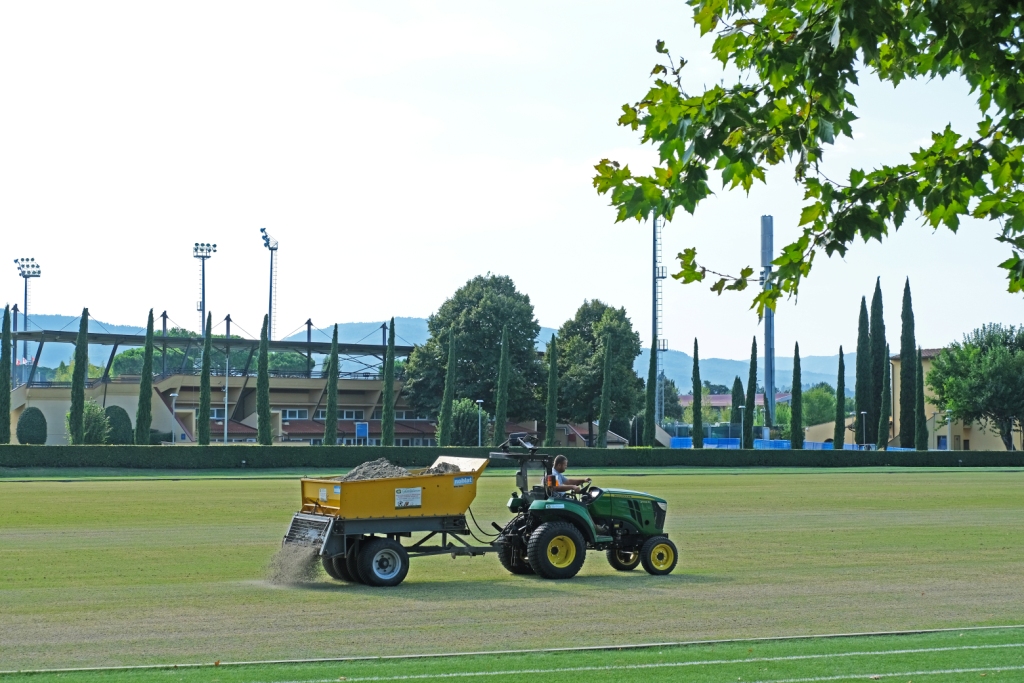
[640,536,678,576]
[357,538,410,587]
[527,522,586,580]
[606,549,641,571]
[497,541,534,575]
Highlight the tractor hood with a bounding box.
[599,488,667,504]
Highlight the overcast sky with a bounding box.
[1,1,1019,358]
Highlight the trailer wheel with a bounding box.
[345,543,364,584]
[497,541,534,575]
[356,538,410,587]
[640,536,678,576]
[322,554,355,582]
[606,549,641,571]
[527,522,586,580]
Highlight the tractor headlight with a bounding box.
[655,501,668,511]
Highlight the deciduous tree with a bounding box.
[492,325,511,447]
[597,335,614,448]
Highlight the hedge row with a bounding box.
[1,445,1022,469]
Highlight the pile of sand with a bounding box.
[340,458,411,481]
[423,461,462,475]
[267,545,321,584]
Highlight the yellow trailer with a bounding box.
[282,456,493,586]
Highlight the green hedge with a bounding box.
[1,445,1022,469]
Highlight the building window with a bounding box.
[964,439,970,450]
[281,409,308,420]
[372,409,382,420]
[937,435,948,450]
[211,408,226,419]
[310,438,324,446]
[394,410,428,420]
[341,409,364,420]
[398,438,411,446]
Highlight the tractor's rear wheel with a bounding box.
[606,549,641,571]
[322,554,355,582]
[527,522,586,580]
[345,542,364,584]
[497,541,534,575]
[356,538,410,587]
[640,536,678,576]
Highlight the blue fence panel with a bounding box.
[754,439,792,450]
[886,446,915,452]
[843,444,876,451]
[803,441,834,450]
[670,437,691,449]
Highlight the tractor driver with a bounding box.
[546,454,591,499]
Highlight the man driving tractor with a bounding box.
[545,454,591,499]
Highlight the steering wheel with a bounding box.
[578,480,592,495]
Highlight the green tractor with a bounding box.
[493,436,678,580]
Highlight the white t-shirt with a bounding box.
[547,470,568,498]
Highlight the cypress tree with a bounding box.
[597,335,613,448]
[877,344,891,450]
[69,308,89,445]
[692,338,704,449]
[644,339,658,446]
[381,318,396,446]
[437,331,457,447]
[867,278,886,445]
[544,335,558,447]
[1,306,10,444]
[898,278,917,447]
[256,314,272,445]
[323,324,338,446]
[744,337,757,448]
[790,342,803,449]
[491,325,512,448]
[198,313,212,445]
[914,348,928,450]
[134,309,155,445]
[730,376,743,428]
[854,297,871,446]
[833,347,846,448]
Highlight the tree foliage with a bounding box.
[492,326,511,447]
[198,314,212,446]
[68,401,108,445]
[450,397,490,447]
[406,275,542,421]
[644,338,657,446]
[691,338,704,448]
[791,342,804,449]
[899,279,918,447]
[68,309,89,445]
[877,344,892,450]
[256,315,272,446]
[803,382,837,430]
[381,318,396,447]
[436,332,458,447]
[833,347,846,448]
[544,335,558,447]
[16,407,47,445]
[135,310,154,445]
[928,324,1024,450]
[867,279,886,445]
[1,306,10,445]
[323,325,338,446]
[106,405,134,445]
[744,337,757,448]
[730,376,744,424]
[558,300,644,430]
[594,0,1024,313]
[854,297,871,445]
[915,348,929,450]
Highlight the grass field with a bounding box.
[1,467,1023,675]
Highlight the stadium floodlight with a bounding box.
[193,243,217,332]
[13,258,41,381]
[259,228,279,340]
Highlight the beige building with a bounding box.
[804,349,1021,450]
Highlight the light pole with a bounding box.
[860,411,867,449]
[945,409,953,450]
[476,399,484,447]
[738,405,745,449]
[13,258,40,382]
[260,228,279,340]
[193,243,216,332]
[169,392,179,443]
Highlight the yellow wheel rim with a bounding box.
[547,535,577,568]
[650,543,675,571]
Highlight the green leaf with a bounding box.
[655,39,668,54]
[798,203,822,226]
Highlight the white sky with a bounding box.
[1,1,1020,357]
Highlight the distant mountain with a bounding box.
[16,314,851,392]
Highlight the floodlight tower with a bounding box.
[260,228,279,340]
[13,258,41,380]
[760,216,776,428]
[653,216,668,424]
[193,242,216,332]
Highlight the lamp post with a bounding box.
[169,392,179,443]
[946,409,953,450]
[476,399,484,447]
[13,258,40,382]
[738,405,745,449]
[259,228,279,340]
[860,411,867,449]
[193,243,216,332]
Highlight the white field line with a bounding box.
[259,643,1024,683]
[2,624,1023,675]
[751,666,1024,682]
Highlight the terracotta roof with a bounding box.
[208,419,257,435]
[280,419,439,437]
[891,348,943,361]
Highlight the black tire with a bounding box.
[345,543,364,584]
[640,536,678,576]
[527,522,586,580]
[356,538,410,587]
[496,541,534,575]
[322,554,355,582]
[606,548,642,571]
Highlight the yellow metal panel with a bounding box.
[299,457,489,519]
